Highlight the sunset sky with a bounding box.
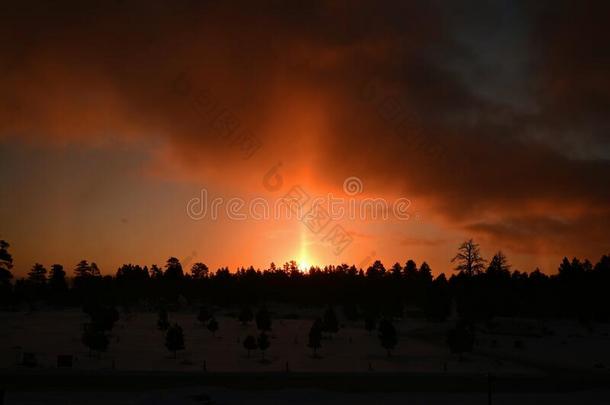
[1,0,609,277]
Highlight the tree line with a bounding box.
[1,239,609,324]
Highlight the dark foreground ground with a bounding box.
[3,370,610,404]
[3,311,610,403]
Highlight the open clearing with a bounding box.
[2,309,610,404]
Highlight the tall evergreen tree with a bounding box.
[27,263,47,284]
[366,260,386,278]
[49,264,67,288]
[486,251,511,278]
[451,239,486,276]
[164,257,184,279]
[418,262,433,284]
[391,262,402,278]
[74,260,93,278]
[149,264,163,278]
[190,262,209,279]
[48,264,68,302]
[0,240,14,286]
[90,262,101,277]
[403,260,418,281]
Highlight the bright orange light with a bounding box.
[298,260,311,271]
[298,226,316,271]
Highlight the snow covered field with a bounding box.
[2,309,610,404]
[1,308,542,374]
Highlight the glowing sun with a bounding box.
[298,260,311,271]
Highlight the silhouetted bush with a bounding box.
[157,309,170,331]
[197,306,211,325]
[378,319,397,356]
[207,317,219,336]
[447,320,475,359]
[82,324,109,357]
[243,335,257,358]
[364,317,376,335]
[256,307,272,332]
[238,306,253,325]
[322,306,339,337]
[165,323,185,358]
[257,332,270,359]
[308,318,323,357]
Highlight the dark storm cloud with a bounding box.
[0,0,608,257]
[530,0,610,147]
[312,0,610,256]
[467,213,610,256]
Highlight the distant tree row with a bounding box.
[1,239,610,323]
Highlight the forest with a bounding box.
[1,239,608,325]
